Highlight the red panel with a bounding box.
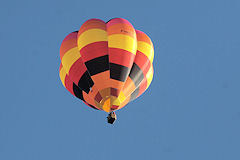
[134,51,151,75]
[64,74,74,96]
[95,92,102,103]
[111,105,119,110]
[109,48,135,68]
[68,58,87,84]
[110,88,120,97]
[62,32,77,43]
[138,78,147,97]
[80,41,108,62]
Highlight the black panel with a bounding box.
[85,55,109,76]
[73,83,84,101]
[129,63,144,87]
[130,87,139,101]
[110,63,130,82]
[78,71,94,94]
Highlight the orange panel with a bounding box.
[107,23,136,38]
[122,77,136,97]
[78,19,106,36]
[91,71,111,90]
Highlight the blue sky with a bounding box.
[1,0,240,160]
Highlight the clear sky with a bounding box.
[1,0,240,160]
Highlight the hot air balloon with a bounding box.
[59,18,154,124]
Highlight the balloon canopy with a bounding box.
[59,18,154,113]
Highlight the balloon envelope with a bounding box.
[59,18,154,112]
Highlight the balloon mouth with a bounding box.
[99,96,121,112]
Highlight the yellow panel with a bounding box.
[59,66,67,87]
[116,96,130,111]
[118,91,126,103]
[137,41,154,63]
[78,29,107,50]
[61,47,81,74]
[146,66,154,88]
[112,96,120,106]
[108,34,137,54]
